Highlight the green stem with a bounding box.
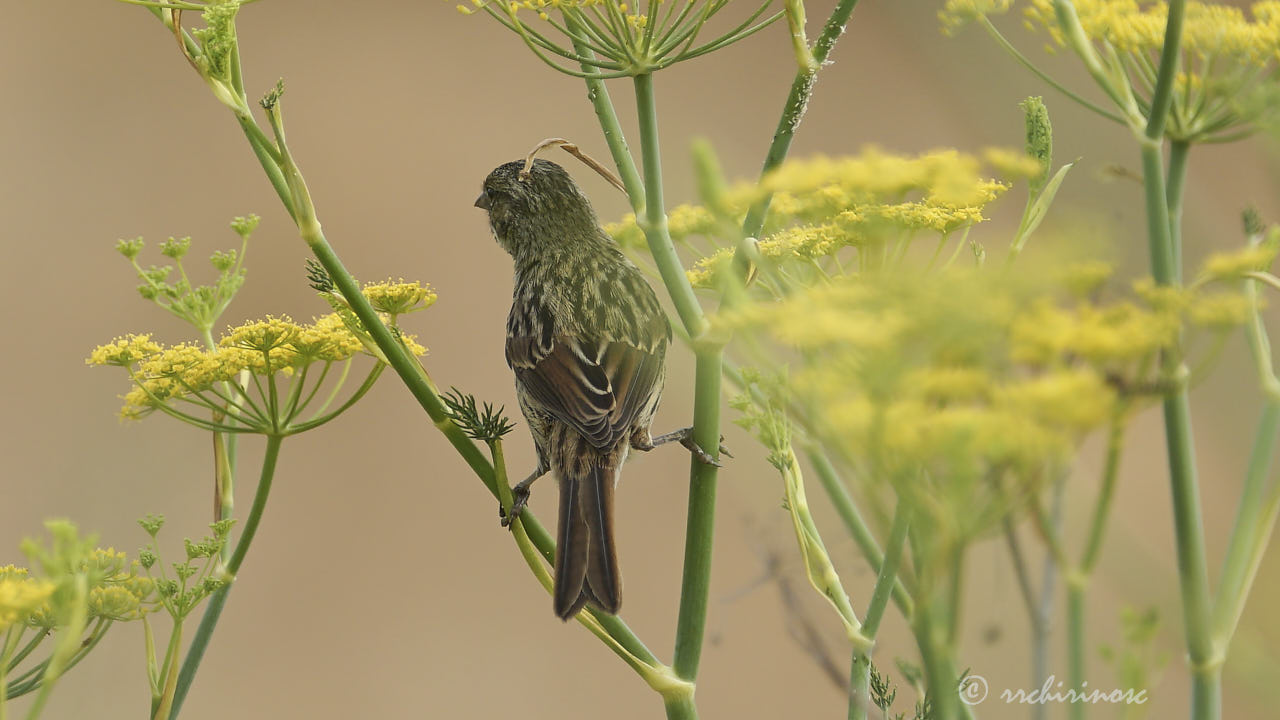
[628,71,723,720]
[1081,410,1126,573]
[1066,580,1086,720]
[849,501,911,720]
[671,349,722,686]
[151,622,183,720]
[1144,0,1187,142]
[1138,4,1218,717]
[169,434,284,717]
[4,630,45,675]
[632,72,707,336]
[567,17,645,208]
[1,627,18,719]
[23,576,88,720]
[199,329,236,533]
[235,115,295,221]
[1166,140,1190,283]
[913,596,961,720]
[978,16,1124,124]
[807,450,913,617]
[1211,401,1280,644]
[742,0,860,240]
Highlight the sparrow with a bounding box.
[476,158,711,619]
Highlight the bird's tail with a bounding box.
[551,431,625,620]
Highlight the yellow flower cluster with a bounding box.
[82,549,153,623]
[459,0,648,33]
[362,279,438,316]
[1026,1,1280,64]
[726,255,1257,492]
[0,565,55,631]
[1019,1,1280,139]
[1,550,153,631]
[608,148,1027,287]
[88,312,417,419]
[939,0,1014,34]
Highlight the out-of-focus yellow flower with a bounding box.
[1022,1,1280,140]
[1201,243,1279,280]
[0,566,55,631]
[610,148,1021,288]
[939,0,1014,33]
[1188,291,1258,327]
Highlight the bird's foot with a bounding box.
[500,485,531,529]
[637,427,731,467]
[500,467,545,529]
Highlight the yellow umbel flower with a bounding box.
[362,279,438,316]
[611,148,1021,289]
[1023,0,1280,140]
[0,568,56,631]
[86,334,162,368]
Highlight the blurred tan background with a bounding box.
[3,1,1279,718]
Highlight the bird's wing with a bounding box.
[507,330,663,450]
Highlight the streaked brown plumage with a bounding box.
[476,158,670,619]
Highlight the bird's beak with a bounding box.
[474,192,491,210]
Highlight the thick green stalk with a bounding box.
[1165,140,1190,283]
[671,349,722,686]
[630,73,723,720]
[169,434,283,717]
[913,598,961,720]
[849,502,910,720]
[632,72,707,336]
[1146,140,1213,712]
[1066,581,1086,720]
[1138,3,1218,716]
[742,0,860,239]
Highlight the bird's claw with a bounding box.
[500,485,532,530]
[679,434,731,467]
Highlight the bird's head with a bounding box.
[475,159,603,259]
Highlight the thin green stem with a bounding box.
[24,576,88,720]
[1145,0,1186,141]
[978,17,1124,124]
[1,628,18,718]
[4,630,44,675]
[741,0,860,241]
[567,17,645,208]
[169,434,283,717]
[151,622,183,720]
[849,502,911,720]
[1081,409,1127,573]
[807,449,914,616]
[1211,401,1280,645]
